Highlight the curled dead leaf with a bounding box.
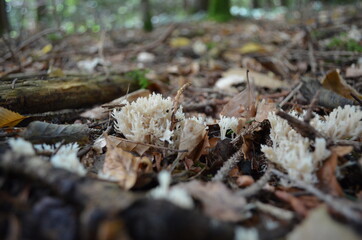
[103,134,152,190]
[321,69,362,100]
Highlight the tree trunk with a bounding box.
[208,0,232,22]
[141,0,153,32]
[0,0,10,35]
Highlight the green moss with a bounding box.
[328,34,362,52]
[125,69,151,89]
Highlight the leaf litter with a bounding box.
[1,6,362,240]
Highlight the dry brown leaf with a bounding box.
[220,88,256,119]
[216,68,285,92]
[316,151,345,197]
[254,99,277,122]
[331,145,353,157]
[176,119,208,166]
[346,65,362,78]
[321,69,362,100]
[103,134,152,190]
[21,121,89,144]
[0,107,28,128]
[287,205,361,240]
[81,89,150,119]
[275,190,309,217]
[106,135,150,156]
[178,180,246,222]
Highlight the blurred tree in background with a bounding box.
[2,0,361,37]
[208,0,232,22]
[0,0,10,35]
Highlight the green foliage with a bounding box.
[125,69,151,89]
[208,0,232,22]
[328,34,362,52]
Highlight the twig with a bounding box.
[11,78,18,89]
[1,36,22,71]
[350,93,362,106]
[236,165,272,197]
[276,110,327,142]
[52,140,65,156]
[98,29,110,78]
[255,201,294,221]
[0,28,61,64]
[271,169,362,222]
[303,90,320,123]
[170,82,191,131]
[183,99,228,112]
[212,149,243,182]
[118,138,188,153]
[134,24,176,53]
[307,38,317,73]
[278,82,303,108]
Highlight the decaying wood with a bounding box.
[0,74,139,114]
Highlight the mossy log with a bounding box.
[0,74,139,114]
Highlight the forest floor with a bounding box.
[0,4,362,240]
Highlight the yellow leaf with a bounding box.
[41,44,53,54]
[321,69,362,100]
[170,37,191,48]
[239,42,268,54]
[48,67,65,77]
[0,107,27,128]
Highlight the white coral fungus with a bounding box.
[9,138,86,176]
[112,93,185,147]
[8,138,36,156]
[49,143,86,176]
[261,112,330,184]
[311,105,362,140]
[218,115,239,140]
[262,105,362,184]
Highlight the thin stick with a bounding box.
[118,138,188,153]
[212,149,243,182]
[237,165,272,197]
[255,201,294,221]
[350,93,362,106]
[271,169,362,222]
[278,82,303,108]
[303,90,320,123]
